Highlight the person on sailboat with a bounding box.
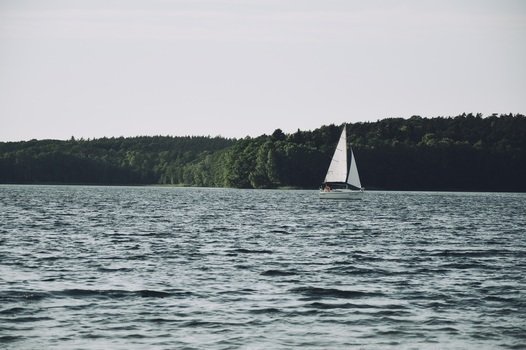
[324,184,331,192]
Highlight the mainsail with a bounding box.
[324,126,348,183]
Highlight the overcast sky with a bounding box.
[1,0,525,140]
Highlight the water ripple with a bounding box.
[0,185,525,349]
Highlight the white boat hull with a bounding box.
[319,189,363,199]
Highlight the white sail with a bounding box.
[324,126,348,183]
[320,125,364,199]
[347,147,361,189]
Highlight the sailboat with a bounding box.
[319,125,364,199]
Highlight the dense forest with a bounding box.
[1,113,525,191]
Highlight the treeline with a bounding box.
[0,136,234,185]
[1,113,525,191]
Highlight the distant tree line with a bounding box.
[1,113,525,191]
[0,136,234,185]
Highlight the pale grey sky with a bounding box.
[1,0,525,140]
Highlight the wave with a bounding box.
[307,302,410,312]
[439,262,491,270]
[269,229,290,234]
[430,249,517,257]
[232,248,273,254]
[290,286,384,299]
[260,269,297,276]
[97,267,135,272]
[0,307,28,315]
[326,266,390,275]
[483,295,520,303]
[1,316,53,322]
[249,307,283,314]
[308,301,364,309]
[0,291,50,302]
[0,288,183,301]
[58,289,176,298]
[0,335,20,343]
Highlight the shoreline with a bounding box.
[1,182,524,194]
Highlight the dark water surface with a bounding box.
[1,185,525,349]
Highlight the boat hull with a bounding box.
[319,189,363,199]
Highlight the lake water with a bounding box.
[0,185,525,349]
